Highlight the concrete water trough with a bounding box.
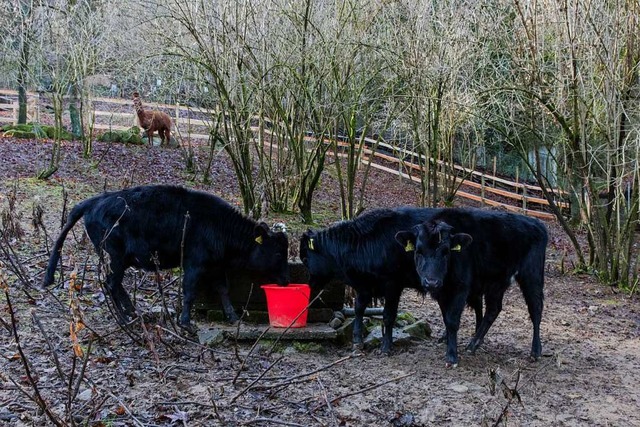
[193,260,347,341]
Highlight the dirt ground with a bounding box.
[0,138,639,426]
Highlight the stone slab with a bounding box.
[210,322,338,341]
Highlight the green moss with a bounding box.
[4,129,39,139]
[41,125,74,140]
[97,126,143,145]
[2,123,36,132]
[292,341,325,353]
[1,123,73,140]
[395,311,417,326]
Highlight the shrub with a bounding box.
[1,123,74,140]
[97,126,143,145]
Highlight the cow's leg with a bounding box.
[439,293,466,367]
[517,277,544,360]
[466,284,507,353]
[468,294,483,334]
[217,274,239,323]
[352,292,372,350]
[179,267,202,330]
[105,260,136,322]
[380,288,401,355]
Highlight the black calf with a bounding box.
[300,207,437,354]
[396,208,547,367]
[43,185,289,328]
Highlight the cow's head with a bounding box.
[249,222,290,286]
[395,221,472,291]
[299,229,334,289]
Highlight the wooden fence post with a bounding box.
[522,185,527,212]
[481,174,486,204]
[492,156,497,187]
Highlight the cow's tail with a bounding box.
[42,198,94,287]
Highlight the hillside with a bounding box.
[0,137,638,426]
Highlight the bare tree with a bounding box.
[482,0,639,286]
[1,0,41,124]
[386,0,479,207]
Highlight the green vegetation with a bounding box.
[1,123,74,140]
[97,126,143,145]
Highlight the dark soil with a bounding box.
[0,137,639,426]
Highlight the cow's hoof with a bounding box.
[115,310,137,326]
[179,323,198,335]
[465,340,480,353]
[226,313,240,324]
[351,343,365,356]
[375,347,392,357]
[445,361,459,369]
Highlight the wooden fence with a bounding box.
[0,89,214,140]
[0,89,567,220]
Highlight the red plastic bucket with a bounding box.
[261,284,311,328]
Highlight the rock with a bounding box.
[0,410,17,422]
[329,317,343,329]
[449,383,468,393]
[334,311,346,321]
[402,319,432,340]
[395,311,417,327]
[77,388,93,401]
[198,327,225,346]
[283,346,298,355]
[364,326,413,348]
[336,318,354,346]
[390,412,415,426]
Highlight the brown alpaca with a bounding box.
[132,92,172,146]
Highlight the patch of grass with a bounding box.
[292,341,325,353]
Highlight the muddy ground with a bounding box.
[0,138,639,426]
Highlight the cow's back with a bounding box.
[433,208,547,281]
[317,207,437,284]
[82,185,250,270]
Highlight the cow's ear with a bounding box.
[395,231,416,252]
[254,222,270,244]
[450,233,472,251]
[302,229,317,251]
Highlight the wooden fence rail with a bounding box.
[0,89,566,220]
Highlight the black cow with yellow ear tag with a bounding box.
[43,185,290,330]
[396,208,547,368]
[299,207,438,355]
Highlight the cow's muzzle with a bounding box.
[421,277,442,290]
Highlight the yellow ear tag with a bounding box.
[255,235,263,245]
[452,244,461,252]
[308,238,315,251]
[404,241,415,252]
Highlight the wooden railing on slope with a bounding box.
[0,90,567,219]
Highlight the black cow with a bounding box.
[395,208,547,367]
[299,207,437,354]
[43,185,289,329]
